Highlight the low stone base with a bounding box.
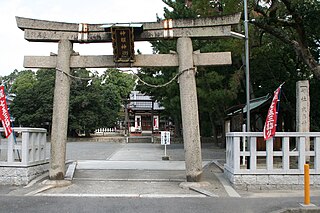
[0,163,49,186]
[224,169,320,191]
[162,156,170,160]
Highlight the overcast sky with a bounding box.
[0,0,168,76]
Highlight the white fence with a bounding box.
[93,127,125,137]
[0,127,48,167]
[0,127,49,185]
[95,127,117,134]
[224,132,320,190]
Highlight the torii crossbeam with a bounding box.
[16,13,241,182]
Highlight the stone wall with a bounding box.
[224,168,320,191]
[0,163,49,185]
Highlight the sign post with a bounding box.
[161,131,170,160]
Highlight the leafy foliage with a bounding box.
[4,0,320,138]
[10,69,54,128]
[252,0,320,79]
[249,0,320,130]
[137,0,244,139]
[138,0,320,137]
[8,68,135,136]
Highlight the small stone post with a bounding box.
[296,80,310,161]
[177,37,203,182]
[49,39,73,180]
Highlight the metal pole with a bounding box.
[304,164,310,205]
[164,144,167,157]
[244,0,250,132]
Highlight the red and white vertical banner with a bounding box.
[0,86,12,138]
[153,115,159,130]
[263,83,284,141]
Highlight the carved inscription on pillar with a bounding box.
[296,80,310,132]
[296,80,310,160]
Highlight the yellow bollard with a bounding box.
[304,164,310,205]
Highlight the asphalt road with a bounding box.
[0,196,319,213]
[64,142,226,161]
[1,141,318,213]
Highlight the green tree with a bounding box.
[69,69,107,136]
[10,69,54,128]
[185,0,320,132]
[68,68,135,136]
[136,0,244,140]
[310,78,320,131]
[9,68,135,136]
[11,70,37,94]
[251,0,320,79]
[137,66,183,136]
[247,0,320,130]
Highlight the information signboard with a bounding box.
[111,27,135,63]
[161,131,171,145]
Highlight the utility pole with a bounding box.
[244,0,250,132]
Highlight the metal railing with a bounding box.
[225,132,320,175]
[0,127,48,167]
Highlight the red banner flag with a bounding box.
[263,83,284,141]
[0,86,12,138]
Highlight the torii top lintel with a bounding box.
[16,13,241,43]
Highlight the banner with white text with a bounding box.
[0,86,12,138]
[263,83,284,141]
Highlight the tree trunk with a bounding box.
[209,113,218,144]
[220,118,226,148]
[174,116,182,138]
[292,40,320,79]
[252,1,320,80]
[185,0,192,8]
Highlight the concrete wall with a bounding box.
[225,168,320,191]
[0,163,49,185]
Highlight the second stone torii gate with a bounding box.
[16,13,241,182]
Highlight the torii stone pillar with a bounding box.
[49,39,73,180]
[177,37,202,181]
[16,14,241,181]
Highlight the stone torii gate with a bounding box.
[16,13,240,182]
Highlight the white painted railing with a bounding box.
[0,128,48,167]
[225,132,320,175]
[95,127,117,134]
